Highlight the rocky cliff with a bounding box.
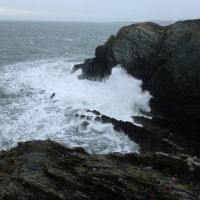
[73,19,200,125]
[0,140,199,200]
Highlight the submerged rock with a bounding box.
[74,110,200,156]
[0,140,199,200]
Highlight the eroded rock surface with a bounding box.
[72,19,200,126]
[0,140,199,200]
[75,110,200,156]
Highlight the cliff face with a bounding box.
[146,20,200,123]
[104,22,165,78]
[73,19,200,124]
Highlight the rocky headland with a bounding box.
[73,19,200,126]
[0,19,200,199]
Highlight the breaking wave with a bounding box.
[0,58,151,153]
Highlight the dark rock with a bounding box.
[72,22,165,80]
[133,116,200,156]
[80,121,89,129]
[73,19,200,128]
[0,140,199,200]
[74,113,79,118]
[145,20,200,124]
[86,110,101,115]
[86,116,93,120]
[100,115,111,123]
[86,110,200,156]
[107,22,165,77]
[71,63,84,73]
[72,57,110,80]
[80,115,86,119]
[94,116,101,122]
[95,45,106,58]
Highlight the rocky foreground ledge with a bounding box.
[0,140,199,200]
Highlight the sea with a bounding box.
[0,21,172,154]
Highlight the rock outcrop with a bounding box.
[0,140,199,200]
[75,110,200,156]
[72,19,200,125]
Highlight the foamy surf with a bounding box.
[0,58,151,153]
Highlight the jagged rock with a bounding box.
[72,22,165,80]
[75,110,200,156]
[146,20,200,125]
[73,57,110,80]
[72,19,200,127]
[133,116,200,156]
[107,22,165,77]
[0,140,199,200]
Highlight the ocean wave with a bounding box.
[0,58,150,153]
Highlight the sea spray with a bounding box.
[0,59,151,153]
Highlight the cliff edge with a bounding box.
[73,19,200,125]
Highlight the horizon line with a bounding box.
[0,19,180,24]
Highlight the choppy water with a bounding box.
[0,21,151,154]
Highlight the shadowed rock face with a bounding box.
[149,20,200,101]
[73,22,165,80]
[146,20,200,124]
[76,110,200,156]
[72,19,200,125]
[109,22,165,76]
[0,140,199,200]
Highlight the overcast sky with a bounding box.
[0,0,199,22]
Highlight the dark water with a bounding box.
[0,21,131,66]
[0,21,173,66]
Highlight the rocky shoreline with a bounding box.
[73,19,200,126]
[0,140,199,199]
[0,19,200,199]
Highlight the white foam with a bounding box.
[0,59,151,153]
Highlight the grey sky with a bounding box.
[0,0,199,22]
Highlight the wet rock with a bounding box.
[72,58,110,81]
[72,110,200,157]
[109,22,165,77]
[72,22,165,81]
[73,19,200,128]
[94,116,101,122]
[145,20,200,125]
[85,110,199,155]
[71,63,84,73]
[80,115,86,119]
[80,121,89,129]
[133,116,200,156]
[0,140,199,200]
[86,110,101,115]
